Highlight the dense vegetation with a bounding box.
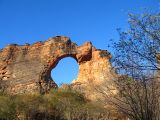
[0,87,113,120]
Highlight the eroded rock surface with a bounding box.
[0,36,116,96]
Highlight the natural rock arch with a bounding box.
[51,57,79,86]
[0,36,116,99]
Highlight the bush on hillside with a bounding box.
[0,88,113,120]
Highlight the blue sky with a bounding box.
[0,0,159,85]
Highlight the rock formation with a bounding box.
[0,36,116,98]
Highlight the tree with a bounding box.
[99,12,160,120]
[114,12,160,76]
[113,12,160,120]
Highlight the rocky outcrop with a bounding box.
[0,36,116,97]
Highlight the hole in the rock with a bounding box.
[51,57,79,86]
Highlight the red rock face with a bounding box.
[0,36,115,95]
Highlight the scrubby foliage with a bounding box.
[0,94,16,120]
[0,88,112,120]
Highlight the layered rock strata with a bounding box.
[0,36,116,97]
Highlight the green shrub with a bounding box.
[0,88,113,120]
[0,95,16,120]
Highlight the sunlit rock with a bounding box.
[0,36,116,99]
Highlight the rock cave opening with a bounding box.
[51,57,79,86]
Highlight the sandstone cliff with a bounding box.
[0,36,116,99]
